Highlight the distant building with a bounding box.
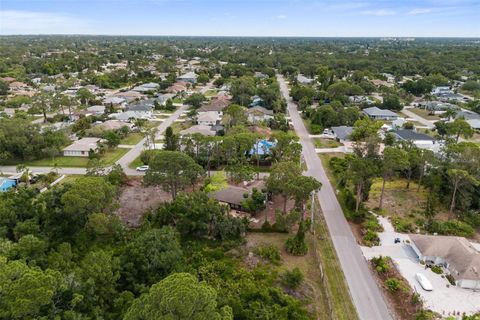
[330,126,353,142]
[177,72,198,84]
[86,105,106,115]
[133,82,160,93]
[363,107,398,120]
[197,111,220,126]
[393,129,436,149]
[198,96,230,116]
[297,74,314,85]
[180,124,216,136]
[63,138,100,157]
[410,234,480,289]
[247,106,274,123]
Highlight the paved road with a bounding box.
[117,104,189,175]
[277,74,392,320]
[401,107,435,129]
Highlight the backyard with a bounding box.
[406,108,441,121]
[313,138,343,149]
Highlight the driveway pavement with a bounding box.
[361,215,480,316]
[277,74,392,320]
[401,107,436,129]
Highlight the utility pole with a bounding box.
[310,191,315,232]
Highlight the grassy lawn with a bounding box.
[172,97,183,104]
[204,89,218,97]
[120,132,143,145]
[406,108,441,121]
[26,148,130,167]
[128,155,144,169]
[170,121,193,134]
[313,138,343,149]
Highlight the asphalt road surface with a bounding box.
[277,74,392,320]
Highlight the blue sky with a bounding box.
[1,0,479,37]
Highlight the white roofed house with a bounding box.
[393,129,437,151]
[297,74,314,85]
[177,72,198,84]
[247,106,274,123]
[197,111,221,126]
[409,234,480,290]
[363,107,399,121]
[455,110,480,130]
[132,82,160,93]
[63,138,100,157]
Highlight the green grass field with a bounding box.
[26,148,130,167]
[313,138,343,149]
[120,133,144,145]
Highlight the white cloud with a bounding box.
[276,14,288,19]
[408,8,433,15]
[361,9,396,16]
[0,10,92,34]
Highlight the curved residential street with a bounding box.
[277,74,392,320]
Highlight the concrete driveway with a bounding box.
[361,216,480,316]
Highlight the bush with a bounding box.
[391,216,416,233]
[309,123,323,134]
[371,256,391,273]
[385,278,400,292]
[428,220,475,238]
[446,274,456,286]
[430,265,443,274]
[255,245,281,265]
[281,267,304,290]
[363,230,380,247]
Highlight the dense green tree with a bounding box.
[124,273,232,320]
[379,147,409,209]
[120,227,183,292]
[144,151,204,199]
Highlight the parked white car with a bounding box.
[136,165,149,172]
[416,273,433,291]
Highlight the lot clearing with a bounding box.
[114,178,171,227]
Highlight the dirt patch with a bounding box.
[115,178,171,227]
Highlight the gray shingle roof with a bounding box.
[394,129,434,142]
[363,107,398,117]
[331,126,353,141]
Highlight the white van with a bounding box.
[416,273,433,291]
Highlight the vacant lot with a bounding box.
[245,232,332,320]
[120,132,143,145]
[114,178,171,227]
[407,108,441,120]
[313,138,343,149]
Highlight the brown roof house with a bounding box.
[212,186,250,211]
[410,234,480,289]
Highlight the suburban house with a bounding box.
[423,102,459,113]
[111,110,150,121]
[86,105,106,115]
[198,96,230,116]
[167,81,189,94]
[455,110,480,121]
[128,102,153,116]
[197,111,220,126]
[297,74,314,85]
[0,178,17,192]
[363,107,399,121]
[133,82,160,93]
[177,72,198,84]
[349,95,374,105]
[330,126,353,142]
[114,91,143,102]
[212,186,250,211]
[254,72,269,79]
[409,234,480,290]
[156,93,175,105]
[432,86,452,96]
[180,124,216,136]
[63,138,100,157]
[247,106,274,123]
[393,129,436,149]
[98,120,132,131]
[103,97,126,107]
